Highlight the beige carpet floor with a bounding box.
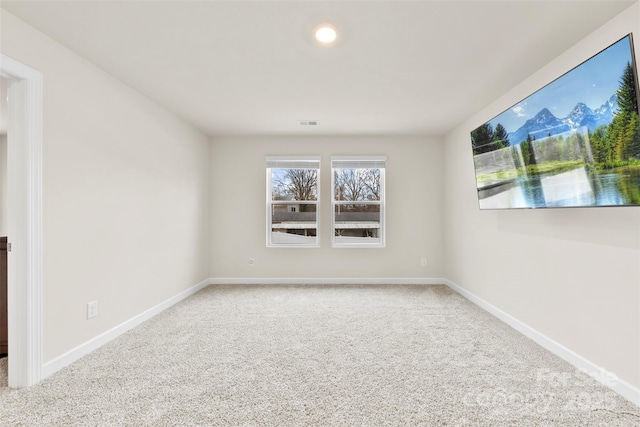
[0,357,6,390]
[0,284,638,426]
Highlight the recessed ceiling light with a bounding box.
[315,24,337,44]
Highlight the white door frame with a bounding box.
[1,54,43,387]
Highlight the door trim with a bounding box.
[1,54,43,387]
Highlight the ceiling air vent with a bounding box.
[298,120,318,126]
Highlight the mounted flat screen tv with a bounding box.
[471,34,640,209]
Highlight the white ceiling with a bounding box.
[1,0,636,137]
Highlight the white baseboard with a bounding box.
[210,277,446,285]
[443,278,640,406]
[41,278,211,380]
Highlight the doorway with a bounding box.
[0,54,43,388]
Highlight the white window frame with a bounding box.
[266,156,321,248]
[331,156,386,248]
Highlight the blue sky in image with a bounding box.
[489,36,635,133]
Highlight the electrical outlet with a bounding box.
[87,301,98,319]
[248,258,255,267]
[420,258,428,267]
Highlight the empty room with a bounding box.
[1,0,639,425]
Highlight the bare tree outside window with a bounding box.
[273,169,317,212]
[267,157,320,247]
[332,157,386,247]
[334,168,381,201]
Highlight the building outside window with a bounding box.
[266,156,320,247]
[331,156,386,247]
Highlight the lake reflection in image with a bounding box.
[478,166,640,209]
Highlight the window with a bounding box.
[332,156,386,247]
[266,156,320,247]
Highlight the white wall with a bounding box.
[210,136,444,280]
[0,134,6,237]
[1,11,211,362]
[444,3,640,389]
[0,77,6,237]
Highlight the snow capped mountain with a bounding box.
[508,95,618,145]
[594,94,618,123]
[566,102,592,128]
[534,108,561,124]
[508,108,570,145]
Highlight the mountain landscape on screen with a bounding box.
[507,95,618,145]
[470,34,640,209]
